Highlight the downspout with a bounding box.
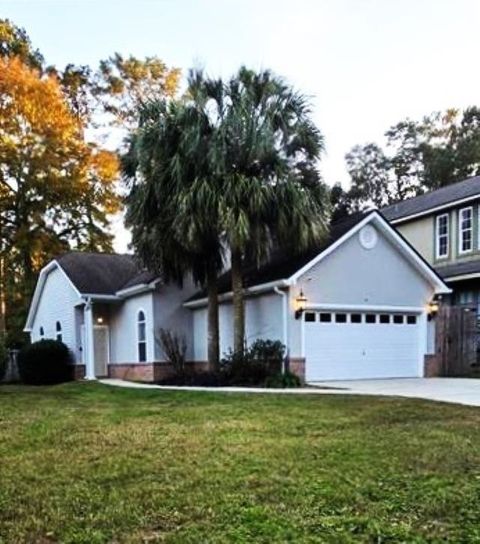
[274,287,288,374]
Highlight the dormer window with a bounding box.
[459,207,473,254]
[435,213,449,259]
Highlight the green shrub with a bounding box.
[0,335,7,382]
[221,339,286,386]
[18,340,73,385]
[265,370,301,388]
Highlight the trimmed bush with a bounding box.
[18,340,72,385]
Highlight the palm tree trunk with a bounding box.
[231,248,245,353]
[206,262,220,371]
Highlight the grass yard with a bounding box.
[1,384,480,543]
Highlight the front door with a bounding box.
[93,326,109,377]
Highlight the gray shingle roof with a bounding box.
[382,176,480,222]
[56,252,156,295]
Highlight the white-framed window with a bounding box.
[137,310,147,362]
[435,213,449,259]
[39,326,44,339]
[459,207,473,254]
[56,321,62,342]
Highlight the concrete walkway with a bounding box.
[309,378,480,407]
[100,378,480,407]
[99,378,339,395]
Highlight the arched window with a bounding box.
[39,326,44,339]
[56,321,62,342]
[137,310,146,362]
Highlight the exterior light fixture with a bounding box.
[427,300,439,321]
[295,289,307,319]
[97,317,104,324]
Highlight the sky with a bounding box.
[3,0,480,250]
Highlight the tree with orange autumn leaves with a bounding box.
[0,19,180,343]
[0,57,120,341]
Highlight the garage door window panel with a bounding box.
[380,314,390,324]
[393,315,404,324]
[319,313,332,323]
[350,313,362,323]
[365,314,376,324]
[305,312,316,322]
[335,313,347,323]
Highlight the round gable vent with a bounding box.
[359,225,378,250]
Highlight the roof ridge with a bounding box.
[57,250,134,258]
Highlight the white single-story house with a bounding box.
[24,210,450,382]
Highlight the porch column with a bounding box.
[84,298,96,380]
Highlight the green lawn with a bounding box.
[1,384,480,543]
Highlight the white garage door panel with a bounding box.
[305,313,421,381]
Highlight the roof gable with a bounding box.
[25,253,160,331]
[24,260,81,331]
[187,212,369,302]
[186,211,450,306]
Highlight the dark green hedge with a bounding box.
[18,340,73,385]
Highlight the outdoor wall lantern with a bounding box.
[96,316,104,324]
[295,289,307,319]
[427,300,439,321]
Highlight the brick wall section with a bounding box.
[108,361,209,383]
[288,357,305,383]
[71,364,86,380]
[424,354,442,377]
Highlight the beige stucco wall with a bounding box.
[396,216,434,264]
[395,206,480,269]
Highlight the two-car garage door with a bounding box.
[304,310,422,381]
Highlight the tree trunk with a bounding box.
[0,253,5,336]
[206,263,220,371]
[231,248,245,353]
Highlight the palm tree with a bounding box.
[190,67,329,353]
[123,98,224,370]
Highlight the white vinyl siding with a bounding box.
[458,207,473,254]
[109,292,155,364]
[435,213,449,259]
[30,267,79,357]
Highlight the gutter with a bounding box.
[81,279,160,302]
[442,272,480,283]
[115,280,159,298]
[81,294,121,302]
[183,278,291,308]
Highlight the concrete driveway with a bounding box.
[309,378,480,407]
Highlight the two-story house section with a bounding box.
[382,176,480,311]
